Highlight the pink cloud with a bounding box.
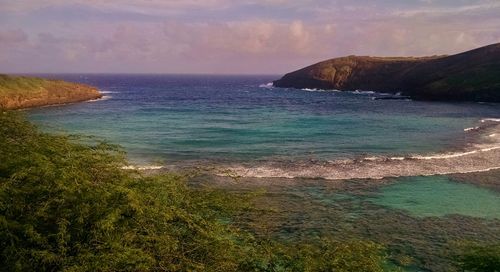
[1,0,500,73]
[0,29,28,44]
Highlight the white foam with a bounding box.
[352,90,375,95]
[100,91,118,94]
[259,82,274,88]
[87,95,111,102]
[299,88,340,93]
[122,165,163,170]
[481,118,500,123]
[218,119,500,181]
[301,88,323,92]
[464,126,479,132]
[221,164,500,181]
[409,146,500,160]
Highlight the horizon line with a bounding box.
[4,72,284,77]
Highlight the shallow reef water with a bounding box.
[371,176,500,219]
[197,173,500,271]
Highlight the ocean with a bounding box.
[27,74,499,161]
[26,74,500,179]
[25,74,500,270]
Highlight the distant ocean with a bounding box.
[27,74,500,179]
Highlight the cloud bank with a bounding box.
[1,0,499,73]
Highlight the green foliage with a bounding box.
[454,243,500,272]
[0,112,245,271]
[240,239,386,272]
[0,74,49,96]
[0,112,388,271]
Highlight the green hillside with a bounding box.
[274,43,500,102]
[0,74,102,110]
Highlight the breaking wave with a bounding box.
[87,95,111,102]
[217,119,500,180]
[259,82,274,88]
[295,88,390,95]
[122,165,164,170]
[300,88,337,92]
[352,90,375,94]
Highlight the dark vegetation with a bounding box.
[454,243,500,272]
[0,112,498,271]
[274,43,500,102]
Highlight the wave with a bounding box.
[274,86,390,95]
[279,87,412,99]
[259,82,274,88]
[464,126,479,132]
[297,88,381,95]
[100,91,119,94]
[481,118,500,123]
[352,90,375,94]
[217,119,500,180]
[87,95,111,102]
[302,88,323,92]
[122,165,163,170]
[300,88,341,92]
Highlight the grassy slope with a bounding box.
[0,74,102,110]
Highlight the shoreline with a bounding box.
[17,95,107,111]
[217,119,500,180]
[12,92,104,110]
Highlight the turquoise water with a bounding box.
[25,74,500,271]
[372,176,500,219]
[26,74,500,165]
[218,175,500,271]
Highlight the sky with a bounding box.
[1,0,499,74]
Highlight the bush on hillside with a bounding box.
[0,112,388,271]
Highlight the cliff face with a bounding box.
[0,75,102,110]
[274,43,500,102]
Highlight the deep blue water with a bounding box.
[27,74,500,164]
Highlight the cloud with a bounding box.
[0,29,28,44]
[0,29,29,62]
[391,1,500,17]
[0,0,500,73]
[1,0,286,14]
[192,20,322,56]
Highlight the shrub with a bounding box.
[0,112,388,271]
[455,243,500,272]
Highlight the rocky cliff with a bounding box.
[274,43,500,102]
[0,74,102,110]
